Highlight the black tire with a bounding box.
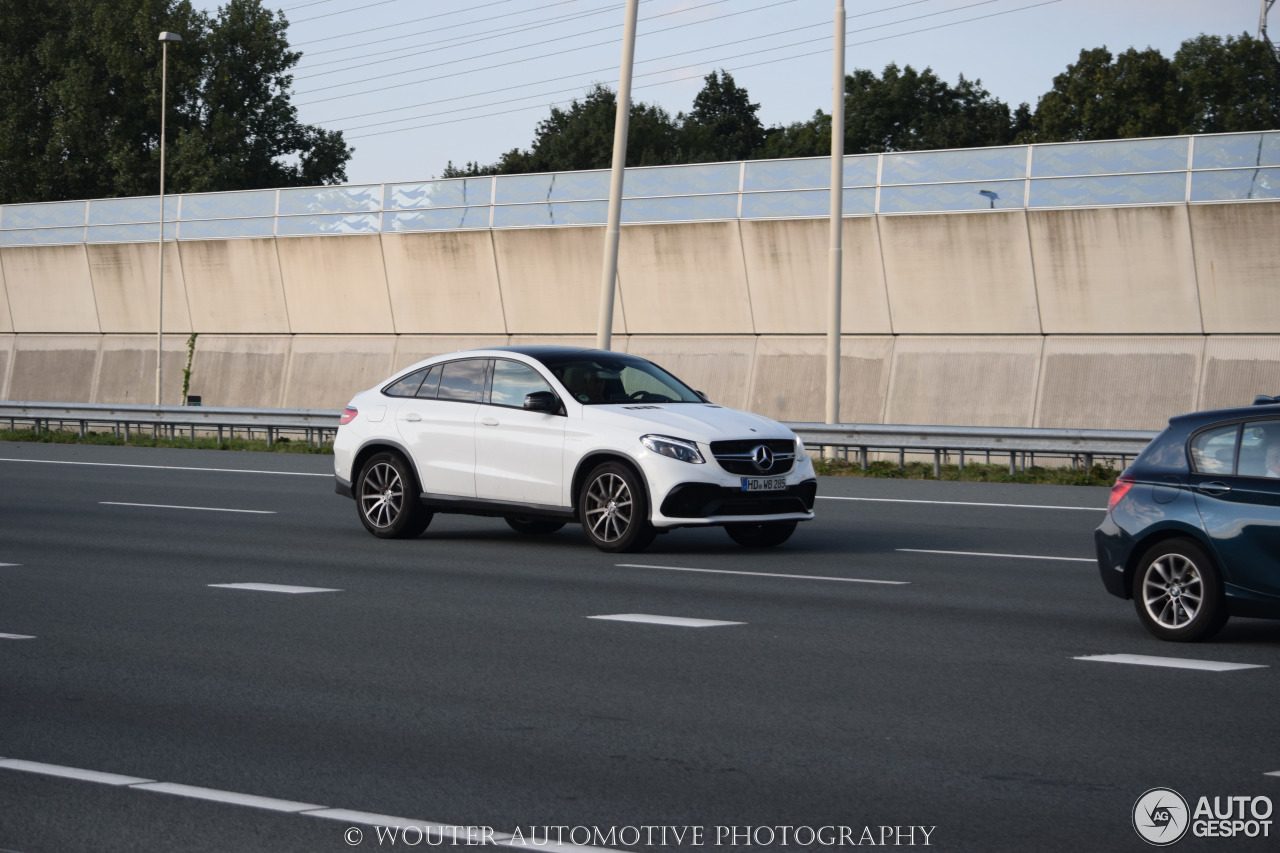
[505,516,566,535]
[356,452,432,539]
[725,520,798,548]
[1131,538,1228,642]
[578,462,656,553]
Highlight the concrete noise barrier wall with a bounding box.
[2,201,1278,429]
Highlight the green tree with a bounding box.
[1174,33,1280,133]
[844,64,1014,152]
[1029,46,1180,142]
[678,70,766,162]
[0,0,350,205]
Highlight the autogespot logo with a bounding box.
[1134,788,1191,846]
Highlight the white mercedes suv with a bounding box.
[333,346,817,552]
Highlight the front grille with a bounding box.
[708,438,796,476]
[660,481,818,518]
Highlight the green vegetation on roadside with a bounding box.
[0,427,330,455]
[0,427,1122,484]
[812,457,1120,487]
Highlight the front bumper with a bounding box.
[653,479,817,528]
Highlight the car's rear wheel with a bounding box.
[579,462,655,553]
[725,520,797,548]
[505,516,565,535]
[1132,538,1228,642]
[356,452,432,539]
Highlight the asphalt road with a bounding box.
[0,441,1276,852]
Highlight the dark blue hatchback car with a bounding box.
[1096,396,1280,641]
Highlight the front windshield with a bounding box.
[538,353,703,405]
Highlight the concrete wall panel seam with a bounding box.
[0,252,13,334]
[734,219,759,334]
[485,229,511,336]
[1191,334,1207,413]
[83,243,104,334]
[1023,209,1045,335]
[1183,203,1207,337]
[879,334,898,425]
[873,216,894,335]
[273,236,294,334]
[1028,335,1045,428]
[87,335,104,403]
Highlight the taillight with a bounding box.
[339,407,358,425]
[1107,474,1135,512]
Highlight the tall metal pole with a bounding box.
[825,1,846,426]
[156,32,181,405]
[596,0,639,351]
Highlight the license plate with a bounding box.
[741,476,787,492]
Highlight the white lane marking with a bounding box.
[0,760,627,850]
[820,495,1104,511]
[0,759,152,786]
[101,501,276,515]
[617,563,908,585]
[0,563,19,567]
[0,633,36,640]
[131,782,322,813]
[588,614,744,628]
[1075,654,1267,672]
[898,548,1094,563]
[1266,771,1280,778]
[209,583,341,594]
[0,457,328,477]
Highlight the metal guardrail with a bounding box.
[0,402,1156,474]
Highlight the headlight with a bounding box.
[641,435,705,464]
[795,435,806,454]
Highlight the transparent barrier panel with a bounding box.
[1192,132,1280,170]
[278,185,381,215]
[385,177,492,210]
[178,217,277,240]
[1190,167,1280,201]
[86,223,176,243]
[496,171,609,204]
[844,186,876,214]
[844,154,878,187]
[88,196,179,225]
[2,200,86,229]
[742,189,827,218]
[275,213,380,236]
[744,159,828,192]
[0,226,83,246]
[882,147,1026,185]
[180,190,276,220]
[622,194,737,222]
[492,201,608,228]
[385,206,491,231]
[1032,137,1188,177]
[1029,172,1186,207]
[880,180,1026,213]
[625,163,738,197]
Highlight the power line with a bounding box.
[290,0,408,25]
[297,0,1004,105]
[341,0,1063,141]
[293,0,573,46]
[279,0,346,12]
[315,0,941,125]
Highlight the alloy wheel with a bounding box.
[1141,553,1204,630]
[360,461,404,529]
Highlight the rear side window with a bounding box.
[437,359,487,403]
[1238,421,1280,478]
[384,368,429,398]
[416,365,441,399]
[1189,424,1239,475]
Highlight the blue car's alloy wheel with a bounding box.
[1132,539,1228,642]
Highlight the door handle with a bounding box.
[402,413,422,422]
[1197,481,1231,495]
[480,417,499,427]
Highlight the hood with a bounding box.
[583,404,793,444]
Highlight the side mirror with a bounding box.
[523,390,559,413]
[695,390,711,403]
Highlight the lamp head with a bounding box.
[158,32,182,42]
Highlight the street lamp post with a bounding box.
[596,0,639,351]
[825,1,845,427]
[156,31,181,406]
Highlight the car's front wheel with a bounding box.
[505,516,565,535]
[356,452,433,539]
[578,462,655,553]
[1132,538,1228,642]
[725,520,797,548]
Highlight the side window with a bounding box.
[490,360,552,408]
[1238,421,1280,478]
[1189,424,1239,475]
[436,359,486,403]
[415,365,441,399]
[384,367,429,398]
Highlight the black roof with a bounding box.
[484,345,599,358]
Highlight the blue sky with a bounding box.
[194,0,1267,185]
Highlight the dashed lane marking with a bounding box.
[617,563,908,585]
[209,583,341,594]
[588,614,744,628]
[0,758,623,850]
[1074,654,1267,672]
[0,634,36,640]
[101,502,276,514]
[897,549,1093,563]
[819,496,1104,511]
